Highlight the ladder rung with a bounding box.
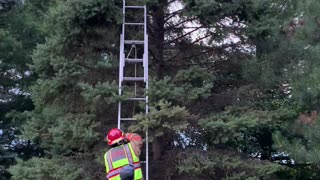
[125,58,143,63]
[121,118,137,121]
[140,161,146,163]
[124,40,144,44]
[125,6,144,9]
[123,77,144,81]
[127,97,146,101]
[124,23,144,26]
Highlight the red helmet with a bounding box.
[106,128,125,146]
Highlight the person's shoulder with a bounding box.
[105,147,114,154]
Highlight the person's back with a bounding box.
[104,128,143,180]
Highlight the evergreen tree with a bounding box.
[271,0,320,178]
[10,0,122,179]
[6,0,320,179]
[0,0,47,178]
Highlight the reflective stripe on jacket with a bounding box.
[104,143,143,180]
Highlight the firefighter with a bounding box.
[104,128,143,180]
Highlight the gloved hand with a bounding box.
[126,133,142,142]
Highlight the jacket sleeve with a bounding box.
[126,133,143,156]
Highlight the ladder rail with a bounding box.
[118,0,126,129]
[118,1,149,180]
[143,5,149,180]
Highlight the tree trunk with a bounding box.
[149,0,167,160]
[152,136,166,160]
[150,0,166,78]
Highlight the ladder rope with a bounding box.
[134,46,137,116]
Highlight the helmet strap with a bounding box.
[115,138,129,146]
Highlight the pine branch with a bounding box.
[165,25,204,45]
[165,17,198,31]
[164,9,184,22]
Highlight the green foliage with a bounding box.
[269,2,320,176]
[7,0,125,179]
[175,149,283,179]
[21,107,64,144]
[291,45,320,107]
[197,105,299,164]
[5,0,320,179]
[174,66,214,103]
[9,158,82,180]
[20,106,99,155]
[45,0,121,51]
[31,38,83,78]
[49,113,99,154]
[276,164,320,179]
[199,107,275,146]
[130,100,189,141]
[0,1,50,178]
[0,29,22,63]
[148,76,182,103]
[242,56,285,87]
[129,67,213,141]
[273,123,320,178]
[237,2,320,177]
[182,0,254,26]
[0,29,23,102]
[48,0,121,30]
[273,121,320,166]
[148,66,214,105]
[79,81,123,111]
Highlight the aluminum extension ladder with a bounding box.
[117,0,149,179]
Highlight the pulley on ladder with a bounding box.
[118,0,149,179]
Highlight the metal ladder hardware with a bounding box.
[123,77,145,81]
[118,0,149,179]
[125,58,144,63]
[125,6,145,9]
[120,117,137,121]
[126,97,147,101]
[124,22,144,26]
[124,40,144,44]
